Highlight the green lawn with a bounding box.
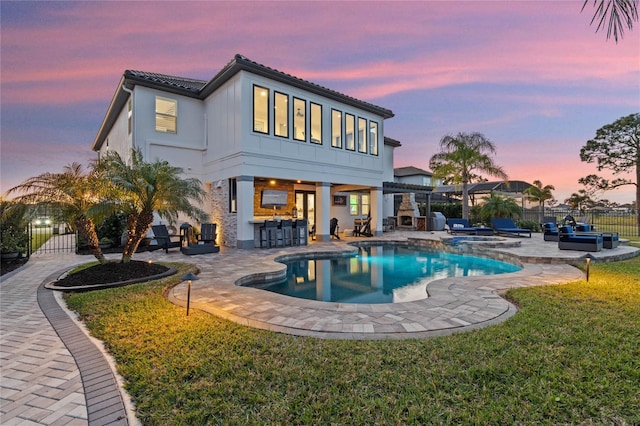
[65,257,640,425]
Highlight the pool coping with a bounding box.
[166,234,632,340]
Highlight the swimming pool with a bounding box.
[253,244,521,304]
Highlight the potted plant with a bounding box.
[98,237,113,249]
[1,227,29,260]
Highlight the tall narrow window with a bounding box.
[345,113,355,151]
[127,98,132,135]
[369,121,379,155]
[274,92,288,138]
[155,96,177,133]
[253,85,269,134]
[310,102,322,144]
[349,194,359,215]
[229,178,237,213]
[361,194,370,216]
[358,117,367,153]
[331,109,342,148]
[293,97,306,141]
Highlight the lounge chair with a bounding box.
[542,222,559,242]
[491,218,532,238]
[558,225,602,252]
[447,218,493,235]
[151,225,181,253]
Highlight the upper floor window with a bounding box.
[369,121,379,156]
[253,85,269,134]
[358,117,367,153]
[155,96,177,133]
[274,92,289,138]
[310,102,322,144]
[345,113,355,151]
[293,97,306,141]
[331,109,342,148]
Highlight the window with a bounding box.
[274,92,288,138]
[310,102,322,144]
[345,113,355,151]
[155,96,177,133]
[229,178,237,213]
[369,121,379,155]
[358,117,367,153]
[361,194,370,216]
[349,193,369,215]
[331,109,342,148]
[127,98,132,135]
[253,85,269,133]
[349,194,359,215]
[293,97,306,141]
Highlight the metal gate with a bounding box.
[28,218,77,256]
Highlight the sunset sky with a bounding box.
[1,1,638,204]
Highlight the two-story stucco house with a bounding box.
[92,54,403,248]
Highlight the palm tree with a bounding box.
[524,180,556,224]
[480,192,522,221]
[582,0,639,43]
[8,163,108,263]
[429,132,508,220]
[99,149,208,263]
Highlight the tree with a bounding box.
[8,163,108,263]
[99,149,208,263]
[523,180,556,224]
[480,192,522,221]
[579,112,640,234]
[429,132,508,220]
[564,189,595,213]
[582,0,639,42]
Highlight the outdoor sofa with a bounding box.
[558,225,603,252]
[542,222,559,242]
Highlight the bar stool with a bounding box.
[294,219,308,246]
[279,219,293,247]
[260,220,278,248]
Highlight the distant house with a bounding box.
[394,166,441,187]
[92,54,401,248]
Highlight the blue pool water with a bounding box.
[256,245,521,304]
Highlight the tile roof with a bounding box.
[125,70,206,93]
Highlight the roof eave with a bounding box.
[92,75,128,152]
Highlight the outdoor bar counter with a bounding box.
[249,217,308,248]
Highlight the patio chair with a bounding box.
[491,218,532,238]
[151,225,181,253]
[330,217,340,240]
[542,222,559,241]
[198,223,217,245]
[558,225,602,252]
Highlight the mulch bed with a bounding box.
[55,261,170,287]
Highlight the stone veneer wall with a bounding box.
[209,179,237,248]
[254,181,296,217]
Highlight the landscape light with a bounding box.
[180,272,199,316]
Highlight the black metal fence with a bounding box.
[521,209,639,237]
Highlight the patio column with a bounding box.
[315,182,331,241]
[236,175,255,249]
[371,186,383,236]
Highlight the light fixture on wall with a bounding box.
[296,108,304,117]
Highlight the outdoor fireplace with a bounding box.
[396,193,420,230]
